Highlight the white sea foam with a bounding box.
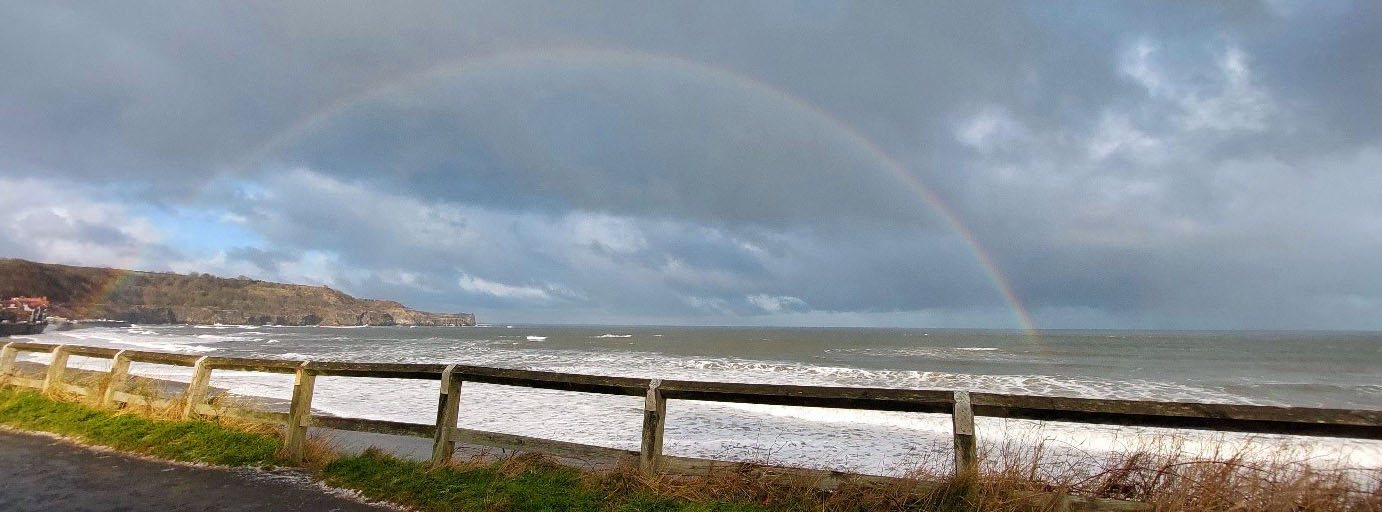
[525,336,547,341]
[194,333,266,342]
[595,334,633,338]
[48,330,216,353]
[117,340,219,353]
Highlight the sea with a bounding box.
[16,325,1382,476]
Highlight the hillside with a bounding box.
[0,259,474,327]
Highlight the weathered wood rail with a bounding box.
[2,340,1380,509]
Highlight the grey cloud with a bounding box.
[213,170,1007,319]
[223,246,298,274]
[265,57,941,230]
[0,178,184,268]
[2,2,1380,328]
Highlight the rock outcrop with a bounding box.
[0,259,475,327]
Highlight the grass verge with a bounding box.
[0,387,283,466]
[0,387,777,511]
[319,449,969,512]
[323,449,780,512]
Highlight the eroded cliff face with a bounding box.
[0,259,476,327]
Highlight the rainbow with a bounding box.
[237,46,1039,336]
[65,267,140,320]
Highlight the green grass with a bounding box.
[0,387,775,511]
[322,449,775,512]
[0,387,283,466]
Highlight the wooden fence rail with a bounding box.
[2,340,1380,504]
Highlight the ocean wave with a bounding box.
[52,329,218,353]
[112,339,219,353]
[520,352,1254,405]
[826,346,1019,361]
[23,329,1263,404]
[194,333,266,343]
[595,334,633,338]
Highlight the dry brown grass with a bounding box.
[272,411,1382,512]
[37,369,333,458]
[34,372,351,474]
[519,432,1380,511]
[964,431,1382,512]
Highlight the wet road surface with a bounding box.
[0,429,397,512]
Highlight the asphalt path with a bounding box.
[0,429,398,512]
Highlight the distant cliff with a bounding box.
[0,259,475,327]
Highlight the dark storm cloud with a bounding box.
[3,1,1380,328]
[268,57,942,228]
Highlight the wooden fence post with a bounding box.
[101,350,130,407]
[283,362,316,463]
[182,356,213,419]
[0,342,16,384]
[640,379,667,474]
[952,390,977,478]
[430,364,462,467]
[42,345,70,394]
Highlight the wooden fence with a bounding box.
[2,340,1380,501]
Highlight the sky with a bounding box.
[2,1,1380,329]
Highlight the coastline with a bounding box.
[0,259,478,328]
